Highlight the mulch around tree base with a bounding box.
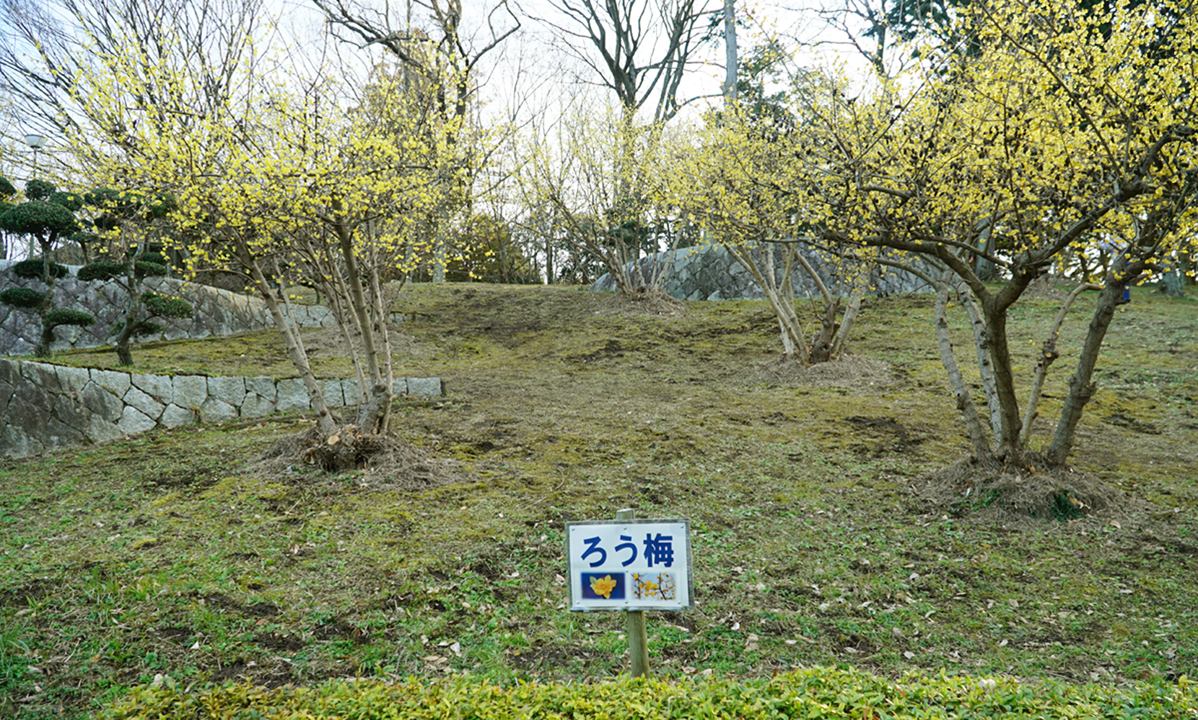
[912,455,1144,526]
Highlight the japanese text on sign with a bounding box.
[566,519,693,611]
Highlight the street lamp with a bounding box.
[20,134,49,259]
[24,134,46,176]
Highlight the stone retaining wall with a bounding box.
[0,261,334,356]
[590,245,931,300]
[0,358,443,459]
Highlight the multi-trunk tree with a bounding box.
[519,103,684,295]
[64,11,460,466]
[670,58,875,364]
[683,0,1197,470]
[313,0,520,283]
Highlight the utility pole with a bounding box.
[723,0,738,103]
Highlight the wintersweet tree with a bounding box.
[314,0,520,282]
[65,23,453,464]
[665,93,874,364]
[518,103,684,295]
[747,0,1197,472]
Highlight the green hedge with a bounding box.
[100,667,1196,720]
[44,308,94,328]
[0,287,44,309]
[10,257,68,281]
[78,260,168,282]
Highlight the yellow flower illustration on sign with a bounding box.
[590,575,618,599]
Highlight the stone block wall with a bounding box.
[0,358,443,459]
[0,261,333,356]
[590,245,932,300]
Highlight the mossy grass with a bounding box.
[2,281,1196,719]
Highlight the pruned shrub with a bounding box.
[11,258,68,281]
[44,308,94,329]
[78,261,125,282]
[142,292,192,319]
[0,287,45,309]
[135,261,168,278]
[79,259,169,283]
[98,667,1198,720]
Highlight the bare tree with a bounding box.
[814,0,896,77]
[530,0,718,123]
[312,0,520,281]
[0,0,267,178]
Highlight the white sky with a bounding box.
[0,0,881,184]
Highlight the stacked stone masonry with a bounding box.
[0,260,334,356]
[590,245,931,300]
[0,358,443,459]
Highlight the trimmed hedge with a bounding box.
[100,666,1196,720]
[10,258,68,281]
[44,308,94,328]
[0,287,44,309]
[142,291,192,319]
[77,261,125,282]
[78,260,168,282]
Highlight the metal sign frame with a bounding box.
[565,517,694,612]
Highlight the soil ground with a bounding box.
[4,281,1197,719]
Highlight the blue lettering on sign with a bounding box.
[615,535,638,567]
[643,533,674,567]
[580,536,607,567]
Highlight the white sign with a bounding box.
[566,518,693,611]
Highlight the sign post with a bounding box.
[566,508,693,678]
[617,508,649,678]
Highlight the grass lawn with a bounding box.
[2,281,1196,718]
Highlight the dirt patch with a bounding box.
[297,324,426,362]
[256,633,305,652]
[0,578,56,606]
[313,619,371,644]
[758,354,894,388]
[845,416,924,456]
[912,456,1143,524]
[250,426,469,491]
[1104,414,1162,435]
[608,288,689,317]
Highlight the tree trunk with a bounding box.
[810,298,840,364]
[1044,281,1126,467]
[247,257,338,436]
[980,271,1038,461]
[830,281,866,358]
[333,219,391,434]
[954,284,1002,444]
[35,322,55,358]
[790,244,846,363]
[114,246,145,367]
[1021,283,1098,443]
[935,284,997,468]
[545,209,556,284]
[728,242,809,362]
[722,0,738,102]
[33,238,56,357]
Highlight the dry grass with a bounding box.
[2,281,1197,719]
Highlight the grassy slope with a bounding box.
[2,282,1196,719]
